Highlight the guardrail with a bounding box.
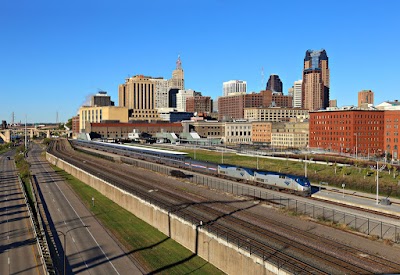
[17,174,55,275]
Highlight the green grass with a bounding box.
[181,148,400,198]
[52,166,224,275]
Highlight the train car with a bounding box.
[217,164,254,181]
[71,139,188,162]
[254,171,311,195]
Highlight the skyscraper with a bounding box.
[266,74,283,94]
[293,80,303,108]
[302,49,330,111]
[170,55,184,90]
[223,80,247,96]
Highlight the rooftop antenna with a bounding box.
[11,112,15,125]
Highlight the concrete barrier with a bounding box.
[47,153,291,275]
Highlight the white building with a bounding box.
[176,89,195,112]
[293,80,303,108]
[376,100,400,110]
[225,121,252,144]
[152,78,169,109]
[223,80,247,96]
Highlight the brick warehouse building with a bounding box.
[384,110,400,160]
[309,109,385,156]
[218,90,292,120]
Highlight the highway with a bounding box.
[0,151,45,275]
[28,143,143,275]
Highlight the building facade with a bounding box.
[91,91,114,106]
[85,122,183,140]
[309,109,385,156]
[225,121,252,144]
[358,90,374,107]
[118,75,160,121]
[79,106,129,132]
[186,96,213,114]
[244,107,309,122]
[302,49,330,111]
[251,121,272,144]
[293,80,303,108]
[190,120,225,139]
[266,74,283,93]
[223,80,247,96]
[384,110,400,160]
[176,89,195,112]
[271,121,309,149]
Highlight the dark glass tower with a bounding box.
[266,74,283,94]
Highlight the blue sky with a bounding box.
[0,0,398,123]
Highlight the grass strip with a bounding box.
[52,165,224,275]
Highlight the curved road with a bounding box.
[28,143,143,275]
[0,150,45,275]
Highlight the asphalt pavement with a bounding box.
[28,143,143,275]
[0,150,45,275]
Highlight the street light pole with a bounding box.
[354,133,357,159]
[57,225,89,275]
[305,154,308,177]
[376,161,379,205]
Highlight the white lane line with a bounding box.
[72,237,75,243]
[64,221,67,225]
[43,162,120,274]
[8,257,10,265]
[57,208,60,212]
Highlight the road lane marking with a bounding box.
[72,237,75,243]
[52,173,121,274]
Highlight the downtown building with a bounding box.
[218,90,293,121]
[266,74,283,94]
[358,90,374,108]
[309,109,385,156]
[302,49,330,111]
[222,80,247,96]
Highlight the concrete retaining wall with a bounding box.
[47,153,290,275]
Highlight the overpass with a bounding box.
[0,128,71,143]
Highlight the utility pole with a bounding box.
[24,115,27,151]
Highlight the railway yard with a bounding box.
[45,138,400,274]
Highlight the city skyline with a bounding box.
[1,0,399,123]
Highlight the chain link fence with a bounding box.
[121,157,400,243]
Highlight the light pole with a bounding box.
[56,225,89,275]
[376,161,379,205]
[354,133,357,159]
[304,154,308,177]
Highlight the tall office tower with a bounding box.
[266,74,283,94]
[302,49,330,111]
[358,90,374,107]
[118,75,160,120]
[169,55,185,90]
[293,80,303,108]
[222,80,247,96]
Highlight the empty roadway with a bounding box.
[0,151,45,275]
[28,143,143,275]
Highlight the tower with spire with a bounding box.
[170,55,184,90]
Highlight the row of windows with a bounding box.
[313,114,383,119]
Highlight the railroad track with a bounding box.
[48,139,400,274]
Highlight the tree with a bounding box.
[66,118,72,129]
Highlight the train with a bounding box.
[70,139,311,196]
[218,164,311,195]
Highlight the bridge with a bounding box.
[0,128,71,143]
